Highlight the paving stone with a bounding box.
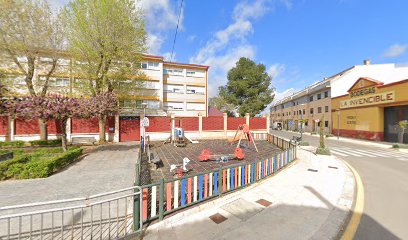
[221,198,264,221]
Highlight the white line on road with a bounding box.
[329,149,349,156]
[331,148,363,157]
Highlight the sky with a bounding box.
[52,0,408,101]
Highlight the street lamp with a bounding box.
[299,103,306,141]
[336,108,340,140]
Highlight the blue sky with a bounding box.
[52,0,408,99]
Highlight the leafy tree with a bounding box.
[208,96,236,116]
[0,0,65,140]
[63,0,147,143]
[398,120,408,143]
[219,57,274,117]
[316,115,331,155]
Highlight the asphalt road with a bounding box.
[270,130,408,240]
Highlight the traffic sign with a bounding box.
[141,117,150,127]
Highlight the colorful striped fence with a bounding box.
[135,133,296,226]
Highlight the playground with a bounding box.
[148,138,282,181]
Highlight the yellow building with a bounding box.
[332,77,408,143]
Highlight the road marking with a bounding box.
[329,149,349,156]
[349,149,388,157]
[331,148,363,157]
[341,160,365,240]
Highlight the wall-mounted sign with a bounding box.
[350,87,376,98]
[340,91,395,109]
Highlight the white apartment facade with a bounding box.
[0,53,209,117]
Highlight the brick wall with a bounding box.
[15,118,39,135]
[249,118,267,130]
[175,117,199,131]
[146,117,171,132]
[227,117,246,130]
[71,118,99,134]
[202,117,224,131]
[0,116,7,135]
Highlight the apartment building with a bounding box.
[270,60,408,138]
[270,79,331,133]
[0,52,209,117]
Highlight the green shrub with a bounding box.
[316,147,331,155]
[14,148,83,179]
[299,141,309,146]
[392,144,408,149]
[310,132,317,135]
[0,155,31,180]
[326,134,334,138]
[0,141,25,148]
[29,139,62,147]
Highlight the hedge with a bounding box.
[0,141,25,148]
[29,139,62,147]
[0,148,83,180]
[0,155,31,180]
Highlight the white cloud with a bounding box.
[190,0,290,97]
[137,0,183,54]
[187,35,197,42]
[268,63,286,78]
[383,44,407,58]
[162,52,176,62]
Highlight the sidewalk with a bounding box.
[277,129,396,149]
[140,148,355,240]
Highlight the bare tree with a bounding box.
[0,0,65,140]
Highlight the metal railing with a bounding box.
[0,186,143,240]
[135,133,297,225]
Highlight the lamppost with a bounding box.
[299,103,305,141]
[142,102,148,150]
[336,108,340,140]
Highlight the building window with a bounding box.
[303,109,305,115]
[325,106,329,113]
[309,96,313,102]
[305,120,308,126]
[317,93,321,100]
[186,71,195,77]
[324,91,329,98]
[141,62,148,69]
[325,121,329,128]
[310,108,314,114]
[318,107,322,113]
[147,62,159,70]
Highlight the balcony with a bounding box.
[163,75,206,86]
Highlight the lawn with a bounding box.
[0,146,83,180]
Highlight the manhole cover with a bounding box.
[256,199,272,207]
[209,213,228,224]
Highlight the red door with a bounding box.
[119,117,140,142]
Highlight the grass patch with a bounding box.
[299,141,309,146]
[0,147,83,180]
[316,147,331,155]
[392,144,408,149]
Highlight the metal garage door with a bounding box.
[384,105,408,143]
[119,117,140,142]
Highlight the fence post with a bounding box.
[159,178,164,221]
[133,140,142,231]
[223,113,228,139]
[218,167,222,197]
[198,113,203,139]
[245,113,250,126]
[113,114,120,143]
[66,118,71,143]
[265,114,270,133]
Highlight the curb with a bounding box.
[340,160,365,240]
